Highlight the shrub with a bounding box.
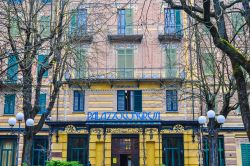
[46,160,82,166]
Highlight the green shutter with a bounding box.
[202,53,215,76]
[69,11,77,36]
[7,54,18,82]
[117,90,126,111]
[166,48,177,78]
[75,48,86,79]
[232,13,244,33]
[134,90,142,112]
[37,55,48,77]
[125,49,134,78]
[241,144,250,166]
[39,94,46,114]
[4,94,15,114]
[10,18,19,37]
[40,16,50,38]
[175,10,181,35]
[125,9,133,35]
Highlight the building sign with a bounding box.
[87,112,161,121]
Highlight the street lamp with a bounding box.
[198,110,225,166]
[8,112,34,166]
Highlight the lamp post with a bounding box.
[198,110,225,166]
[8,112,35,166]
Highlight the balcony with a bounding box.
[107,25,143,43]
[158,24,183,42]
[68,28,94,44]
[65,68,184,83]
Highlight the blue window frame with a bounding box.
[118,9,126,34]
[67,135,88,165]
[0,136,17,166]
[164,8,181,35]
[203,136,225,166]
[8,0,23,5]
[162,134,184,166]
[41,0,51,4]
[69,9,87,36]
[7,54,18,82]
[166,90,178,112]
[4,94,16,115]
[37,55,48,77]
[32,136,48,166]
[117,90,142,112]
[73,91,85,112]
[38,94,46,114]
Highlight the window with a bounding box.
[4,94,16,115]
[0,137,17,166]
[117,90,142,112]
[67,135,88,165]
[164,9,181,35]
[8,0,23,5]
[241,144,250,166]
[73,91,85,112]
[10,18,19,37]
[162,134,184,166]
[37,55,49,77]
[74,48,87,79]
[203,136,225,166]
[118,9,133,35]
[165,47,177,78]
[7,54,18,82]
[166,90,178,112]
[32,137,48,166]
[40,16,50,38]
[202,53,215,76]
[41,0,51,4]
[69,9,87,37]
[38,94,46,114]
[117,49,134,79]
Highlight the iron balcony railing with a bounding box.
[107,24,143,36]
[158,24,184,38]
[66,68,184,80]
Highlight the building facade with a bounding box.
[0,0,249,166]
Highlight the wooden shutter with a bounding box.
[4,94,15,114]
[40,16,50,38]
[7,54,18,82]
[134,90,142,112]
[10,18,19,37]
[202,53,215,76]
[125,9,133,34]
[166,90,178,112]
[73,91,84,112]
[166,48,177,77]
[172,90,178,112]
[39,94,46,114]
[241,144,250,166]
[77,9,87,35]
[175,10,181,35]
[38,55,48,77]
[117,49,126,78]
[75,48,86,79]
[79,91,85,111]
[73,91,79,111]
[69,11,77,36]
[232,13,244,33]
[125,49,134,78]
[117,90,125,111]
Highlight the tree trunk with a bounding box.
[232,61,250,141]
[208,118,219,166]
[22,131,34,166]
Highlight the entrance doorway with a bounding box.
[111,135,139,166]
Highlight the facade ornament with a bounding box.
[106,128,143,134]
[64,125,79,133]
[172,124,185,133]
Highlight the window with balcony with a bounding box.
[165,47,177,78]
[74,48,87,79]
[32,137,48,166]
[164,9,181,36]
[40,16,51,38]
[166,90,178,112]
[117,90,142,112]
[69,9,87,37]
[117,48,134,79]
[73,91,85,112]
[203,136,225,166]
[37,55,49,77]
[118,9,133,35]
[241,143,250,166]
[0,137,17,166]
[7,54,18,82]
[67,135,88,165]
[4,94,16,115]
[38,94,46,115]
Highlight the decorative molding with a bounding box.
[106,128,143,134]
[172,124,185,133]
[90,128,104,134]
[145,128,159,134]
[64,125,79,134]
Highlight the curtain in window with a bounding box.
[1,140,16,166]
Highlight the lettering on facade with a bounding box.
[87,112,161,121]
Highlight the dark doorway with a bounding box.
[111,135,139,166]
